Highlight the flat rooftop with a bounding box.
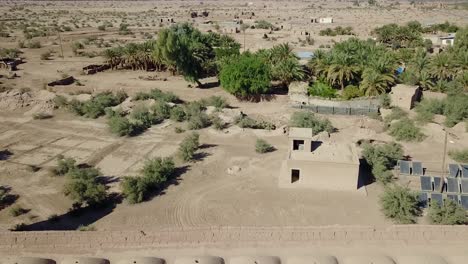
[289,127,313,139]
[289,141,359,165]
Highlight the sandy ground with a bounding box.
[1,0,468,232]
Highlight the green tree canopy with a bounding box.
[380,185,420,224]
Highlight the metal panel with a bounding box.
[448,164,460,177]
[461,195,468,210]
[433,177,442,192]
[399,160,411,175]
[447,177,459,193]
[446,194,459,204]
[420,176,432,191]
[462,164,468,178]
[418,192,428,207]
[431,193,443,206]
[461,179,468,194]
[412,161,423,176]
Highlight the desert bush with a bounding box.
[174,127,185,133]
[380,185,420,224]
[55,156,77,176]
[414,99,445,124]
[131,105,156,128]
[201,96,228,109]
[255,139,274,153]
[134,88,179,103]
[151,101,171,119]
[178,132,200,161]
[210,114,225,130]
[449,149,468,163]
[40,51,51,60]
[235,115,275,130]
[9,205,27,217]
[388,118,425,142]
[383,107,407,124]
[32,112,53,119]
[64,166,107,207]
[26,40,41,48]
[362,142,403,184]
[77,225,96,231]
[379,93,391,109]
[121,157,175,204]
[444,94,468,127]
[341,85,363,100]
[428,199,466,225]
[121,177,148,204]
[255,20,274,30]
[170,105,186,122]
[108,115,133,136]
[53,95,69,108]
[290,111,334,134]
[186,104,210,130]
[141,157,175,186]
[72,91,128,118]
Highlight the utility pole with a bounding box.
[58,31,64,59]
[440,129,448,193]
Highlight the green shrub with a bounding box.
[55,156,77,176]
[235,115,275,130]
[131,105,159,128]
[64,166,107,207]
[108,115,133,136]
[341,85,363,100]
[219,52,271,98]
[428,199,466,225]
[210,114,225,130]
[27,40,41,48]
[9,205,27,217]
[414,99,445,124]
[77,225,96,231]
[449,149,468,163]
[141,157,175,185]
[201,96,228,109]
[388,118,425,142]
[53,95,69,108]
[383,107,407,124]
[174,127,185,133]
[444,94,468,127]
[170,105,186,121]
[40,51,51,60]
[255,20,274,30]
[289,111,334,134]
[362,142,403,184]
[255,139,274,153]
[72,91,128,118]
[379,93,391,109]
[380,185,420,224]
[151,101,171,119]
[188,112,211,130]
[121,177,149,204]
[178,132,200,162]
[133,89,179,103]
[308,82,337,98]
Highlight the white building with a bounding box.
[317,17,333,24]
[440,33,456,46]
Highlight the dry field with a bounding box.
[0,0,468,232]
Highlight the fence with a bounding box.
[291,103,379,116]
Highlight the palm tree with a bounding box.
[410,49,430,75]
[307,49,331,79]
[429,53,456,81]
[326,53,359,90]
[103,47,123,70]
[417,71,434,90]
[123,43,139,70]
[360,68,395,96]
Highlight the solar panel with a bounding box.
[412,161,423,176]
[461,179,468,194]
[418,192,428,207]
[398,160,410,175]
[448,164,460,177]
[462,164,468,178]
[447,177,459,193]
[431,193,443,206]
[461,195,468,210]
[447,194,459,204]
[420,176,432,191]
[433,177,442,192]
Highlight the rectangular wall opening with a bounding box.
[291,169,300,183]
[293,140,305,151]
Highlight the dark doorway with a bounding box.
[291,169,300,183]
[293,140,304,150]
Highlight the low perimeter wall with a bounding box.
[2,225,468,253]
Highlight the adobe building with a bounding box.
[279,127,361,192]
[389,84,422,111]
